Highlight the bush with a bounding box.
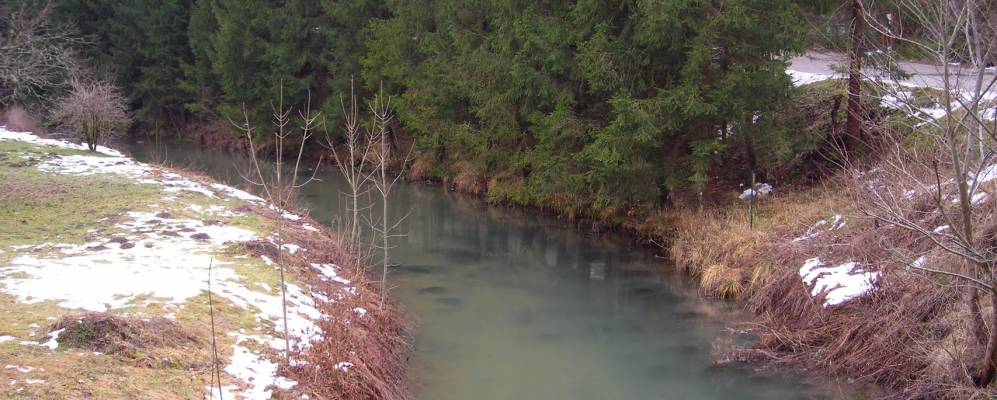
[52,79,130,151]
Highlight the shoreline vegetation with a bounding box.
[144,71,995,398]
[4,0,997,398]
[0,127,410,399]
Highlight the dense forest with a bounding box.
[4,0,855,211]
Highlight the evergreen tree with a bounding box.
[53,0,196,127]
[365,0,808,205]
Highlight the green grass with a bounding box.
[0,139,299,398]
[0,141,162,247]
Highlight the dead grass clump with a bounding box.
[406,154,434,181]
[700,264,745,299]
[52,313,200,366]
[243,238,281,261]
[727,162,995,398]
[669,209,767,298]
[451,161,487,195]
[268,212,413,400]
[749,266,959,399]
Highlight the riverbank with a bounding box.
[394,75,997,398]
[0,128,410,399]
[115,70,991,398]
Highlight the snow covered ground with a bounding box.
[781,56,996,307]
[0,127,359,399]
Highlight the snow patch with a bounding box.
[42,329,63,350]
[282,243,301,254]
[269,205,303,221]
[310,263,352,285]
[739,183,773,200]
[333,361,354,372]
[0,127,123,156]
[788,70,838,86]
[210,183,264,203]
[799,257,879,306]
[1,213,257,311]
[793,215,845,242]
[209,334,298,400]
[4,365,35,373]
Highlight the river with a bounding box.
[127,139,843,400]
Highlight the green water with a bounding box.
[128,139,844,400]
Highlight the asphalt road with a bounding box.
[789,51,996,92]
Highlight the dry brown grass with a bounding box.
[407,154,435,182]
[675,158,997,398]
[449,161,487,195]
[53,313,203,366]
[250,208,413,400]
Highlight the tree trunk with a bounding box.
[973,290,997,386]
[971,286,987,345]
[846,0,865,152]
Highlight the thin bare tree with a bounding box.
[207,258,223,400]
[846,0,867,152]
[860,0,997,385]
[325,79,376,255]
[233,86,321,364]
[366,87,412,309]
[51,78,131,151]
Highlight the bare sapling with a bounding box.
[233,86,321,364]
[52,78,130,151]
[207,258,223,399]
[367,87,412,309]
[845,0,866,153]
[860,0,997,386]
[325,79,376,259]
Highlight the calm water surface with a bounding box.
[127,139,844,400]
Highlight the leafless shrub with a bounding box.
[855,0,997,386]
[0,2,83,107]
[232,85,321,364]
[51,78,131,151]
[325,79,376,258]
[366,87,413,309]
[325,82,412,310]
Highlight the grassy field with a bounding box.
[0,135,409,399]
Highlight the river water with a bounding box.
[127,139,841,400]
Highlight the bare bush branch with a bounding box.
[0,2,83,107]
[51,78,131,151]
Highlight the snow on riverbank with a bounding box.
[799,257,879,307]
[0,129,124,156]
[0,127,360,399]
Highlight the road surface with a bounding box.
[789,51,996,93]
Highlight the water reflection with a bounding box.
[127,139,838,400]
